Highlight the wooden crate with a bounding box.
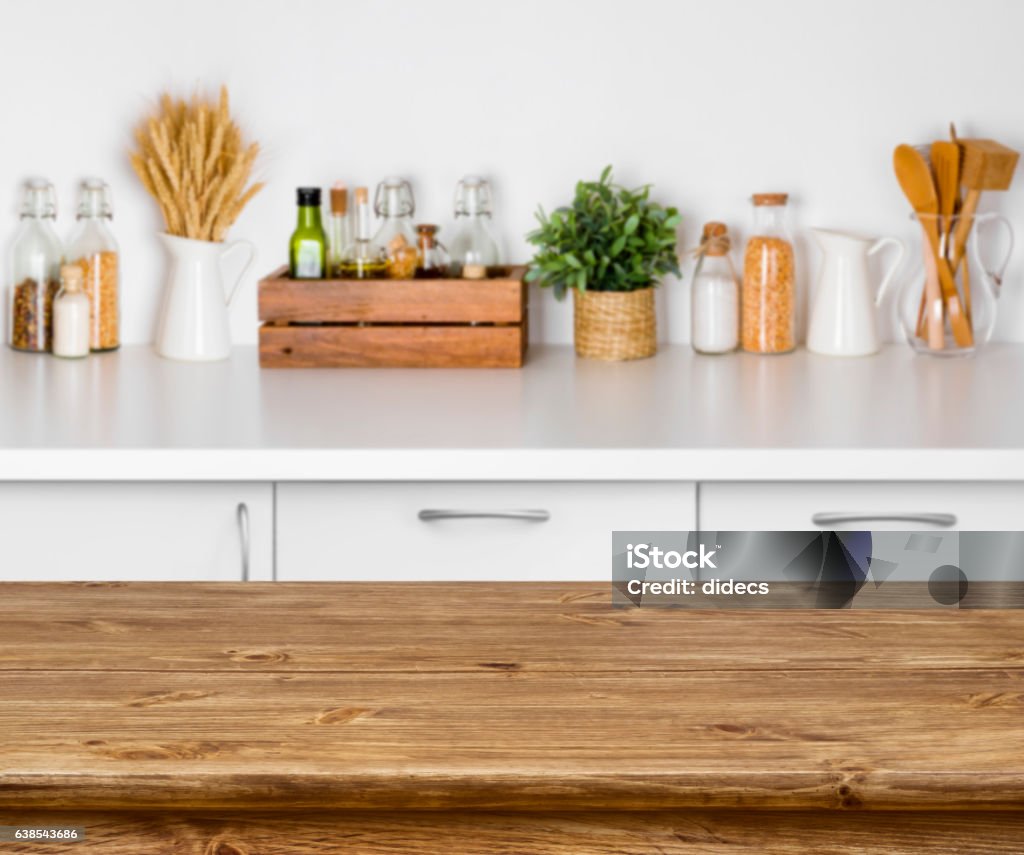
[258,265,528,368]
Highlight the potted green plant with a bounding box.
[526,167,681,360]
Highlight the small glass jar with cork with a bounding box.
[691,221,739,354]
[414,224,449,279]
[53,264,91,359]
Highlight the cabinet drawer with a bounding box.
[277,482,695,580]
[700,482,1024,531]
[0,483,272,581]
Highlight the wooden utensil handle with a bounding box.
[937,256,974,347]
[922,222,973,348]
[918,224,945,349]
[950,189,982,269]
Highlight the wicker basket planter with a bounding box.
[572,287,657,361]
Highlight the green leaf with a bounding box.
[524,166,680,295]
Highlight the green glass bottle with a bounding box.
[289,187,327,279]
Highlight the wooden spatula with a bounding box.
[950,139,1019,272]
[893,144,972,348]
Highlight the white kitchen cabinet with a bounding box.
[699,482,1024,531]
[277,481,696,580]
[0,483,273,581]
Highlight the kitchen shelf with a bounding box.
[1,343,1024,481]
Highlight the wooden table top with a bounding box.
[0,582,1022,812]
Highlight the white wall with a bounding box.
[1,0,1023,346]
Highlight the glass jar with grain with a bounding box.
[8,179,63,353]
[67,179,120,351]
[742,193,795,354]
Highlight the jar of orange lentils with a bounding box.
[742,193,795,354]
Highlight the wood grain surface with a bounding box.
[259,324,526,368]
[0,583,1020,673]
[0,583,1021,815]
[258,266,526,324]
[2,810,1023,854]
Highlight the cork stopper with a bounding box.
[416,223,439,248]
[354,186,369,204]
[701,221,730,256]
[753,193,789,206]
[330,182,348,215]
[60,263,84,292]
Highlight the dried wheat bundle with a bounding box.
[130,86,263,242]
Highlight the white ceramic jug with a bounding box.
[807,228,904,357]
[155,234,256,362]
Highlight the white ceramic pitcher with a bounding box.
[155,234,256,362]
[807,228,904,357]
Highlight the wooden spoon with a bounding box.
[893,144,973,349]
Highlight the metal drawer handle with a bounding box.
[237,502,251,581]
[418,509,551,522]
[811,512,957,528]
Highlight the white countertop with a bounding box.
[1,343,1022,481]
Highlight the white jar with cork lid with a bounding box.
[53,264,90,359]
[691,222,739,354]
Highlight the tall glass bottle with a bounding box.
[327,182,354,276]
[8,179,63,353]
[449,175,499,276]
[66,179,120,351]
[337,187,387,279]
[742,193,795,354]
[289,187,327,279]
[372,177,418,279]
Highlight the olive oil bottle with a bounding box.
[336,187,387,279]
[289,187,327,279]
[327,182,354,276]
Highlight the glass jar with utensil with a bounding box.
[893,136,1018,355]
[897,211,1013,356]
